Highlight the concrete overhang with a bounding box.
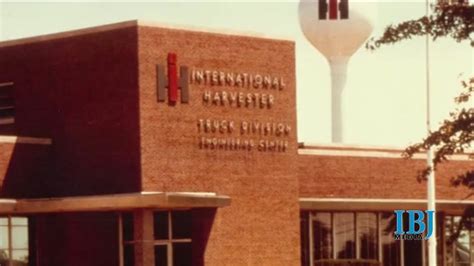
[0,199,17,213]
[0,192,231,214]
[298,142,473,161]
[0,135,52,145]
[300,197,474,215]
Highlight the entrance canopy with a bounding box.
[0,192,231,214]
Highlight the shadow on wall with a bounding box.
[0,142,53,198]
[33,212,119,266]
[192,208,217,266]
[0,26,142,198]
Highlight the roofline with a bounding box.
[300,197,474,215]
[0,20,138,49]
[298,142,472,161]
[299,142,405,152]
[136,20,293,42]
[0,19,293,49]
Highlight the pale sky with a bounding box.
[0,0,472,147]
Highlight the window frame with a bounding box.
[307,211,425,266]
[0,215,29,266]
[309,211,380,262]
[118,210,192,266]
[444,215,473,266]
[153,210,192,266]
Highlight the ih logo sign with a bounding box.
[319,0,349,20]
[157,53,189,104]
[394,210,435,240]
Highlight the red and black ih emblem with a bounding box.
[319,0,349,20]
[157,53,189,104]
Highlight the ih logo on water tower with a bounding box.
[318,0,349,20]
[156,53,189,105]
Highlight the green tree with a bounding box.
[366,1,473,243]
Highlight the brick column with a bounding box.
[133,209,154,266]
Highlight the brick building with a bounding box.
[0,20,472,266]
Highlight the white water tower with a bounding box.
[299,0,374,143]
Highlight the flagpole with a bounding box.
[425,0,437,265]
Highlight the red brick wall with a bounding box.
[0,143,14,188]
[0,26,141,196]
[137,26,300,265]
[35,212,118,266]
[298,154,473,200]
[0,142,51,198]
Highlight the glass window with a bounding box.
[445,215,474,266]
[11,226,28,249]
[0,226,8,250]
[334,213,355,259]
[172,211,191,239]
[300,212,310,266]
[154,211,192,266]
[0,217,8,262]
[0,249,9,262]
[154,245,167,266]
[312,212,332,260]
[173,243,191,266]
[0,218,8,226]
[11,250,28,262]
[122,212,135,266]
[445,215,454,266]
[0,216,29,266]
[357,212,377,260]
[122,213,134,242]
[456,220,470,266]
[122,211,192,266]
[154,212,169,240]
[11,218,27,226]
[380,212,401,266]
[304,211,412,265]
[123,244,134,266]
